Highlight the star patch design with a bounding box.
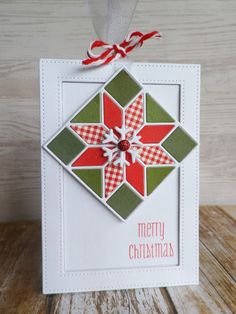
[44,68,197,220]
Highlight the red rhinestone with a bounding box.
[118,139,130,151]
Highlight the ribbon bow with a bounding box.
[82,31,161,66]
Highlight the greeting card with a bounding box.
[41,60,200,293]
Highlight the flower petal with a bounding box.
[72,147,107,167]
[139,146,174,165]
[137,125,175,144]
[70,125,106,144]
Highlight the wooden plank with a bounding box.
[126,288,177,314]
[200,242,236,312]
[200,206,236,280]
[51,288,177,314]
[167,241,236,314]
[51,291,130,313]
[0,221,46,313]
[168,270,233,314]
[220,205,236,221]
[167,206,236,314]
[0,222,30,285]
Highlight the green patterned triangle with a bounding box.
[146,167,174,195]
[73,169,102,197]
[71,94,100,123]
[146,93,174,122]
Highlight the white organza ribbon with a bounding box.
[87,0,139,43]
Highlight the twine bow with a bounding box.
[82,31,162,66]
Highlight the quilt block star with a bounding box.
[45,68,197,220]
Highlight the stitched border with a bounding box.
[41,280,199,294]
[59,78,183,275]
[40,61,48,292]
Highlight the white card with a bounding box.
[40,59,200,294]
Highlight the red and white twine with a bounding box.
[82,31,162,66]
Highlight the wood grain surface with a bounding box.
[0,206,235,313]
[0,0,236,220]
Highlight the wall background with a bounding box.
[0,0,236,221]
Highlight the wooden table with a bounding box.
[0,206,235,313]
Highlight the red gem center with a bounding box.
[118,139,130,151]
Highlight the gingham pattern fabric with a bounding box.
[125,94,143,138]
[139,146,174,165]
[105,160,123,198]
[71,125,106,144]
